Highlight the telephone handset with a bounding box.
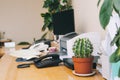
[29,42,48,52]
[34,54,62,68]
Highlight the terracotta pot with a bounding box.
[72,56,94,74]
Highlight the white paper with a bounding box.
[101,55,111,80]
[102,13,120,56]
[100,13,120,80]
[9,49,41,59]
[4,42,15,48]
[107,13,120,40]
[101,32,113,56]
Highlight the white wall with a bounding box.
[72,0,106,40]
[0,0,46,44]
[0,0,106,44]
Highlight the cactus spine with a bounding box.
[72,38,93,58]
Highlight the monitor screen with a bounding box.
[52,9,75,35]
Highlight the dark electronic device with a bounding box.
[60,32,78,53]
[63,58,74,70]
[34,54,62,68]
[52,9,75,35]
[17,64,30,68]
[16,57,37,62]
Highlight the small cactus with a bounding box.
[72,38,93,58]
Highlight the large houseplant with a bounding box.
[41,0,72,40]
[72,38,94,74]
[98,0,120,78]
[98,0,120,29]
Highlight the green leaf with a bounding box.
[41,12,52,31]
[110,48,120,63]
[43,0,50,8]
[113,3,119,14]
[99,0,113,29]
[118,67,120,77]
[41,13,45,17]
[41,32,48,39]
[111,27,120,47]
[47,22,53,31]
[97,0,101,7]
[110,50,118,63]
[41,0,72,32]
[17,42,30,45]
[113,0,120,14]
[42,23,49,31]
[110,35,120,46]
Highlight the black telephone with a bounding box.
[34,54,62,68]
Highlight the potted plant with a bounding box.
[72,38,94,74]
[41,0,72,40]
[98,0,120,79]
[110,26,120,78]
[98,0,120,29]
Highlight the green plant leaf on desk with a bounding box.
[18,42,30,45]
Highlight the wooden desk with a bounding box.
[0,39,12,57]
[0,45,105,80]
[0,47,4,57]
[0,39,12,47]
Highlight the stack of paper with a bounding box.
[9,49,41,60]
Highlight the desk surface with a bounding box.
[0,45,104,80]
[0,39,12,47]
[0,54,104,80]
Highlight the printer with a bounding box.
[59,32,78,56]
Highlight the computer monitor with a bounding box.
[52,9,75,35]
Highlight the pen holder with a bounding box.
[111,61,120,80]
